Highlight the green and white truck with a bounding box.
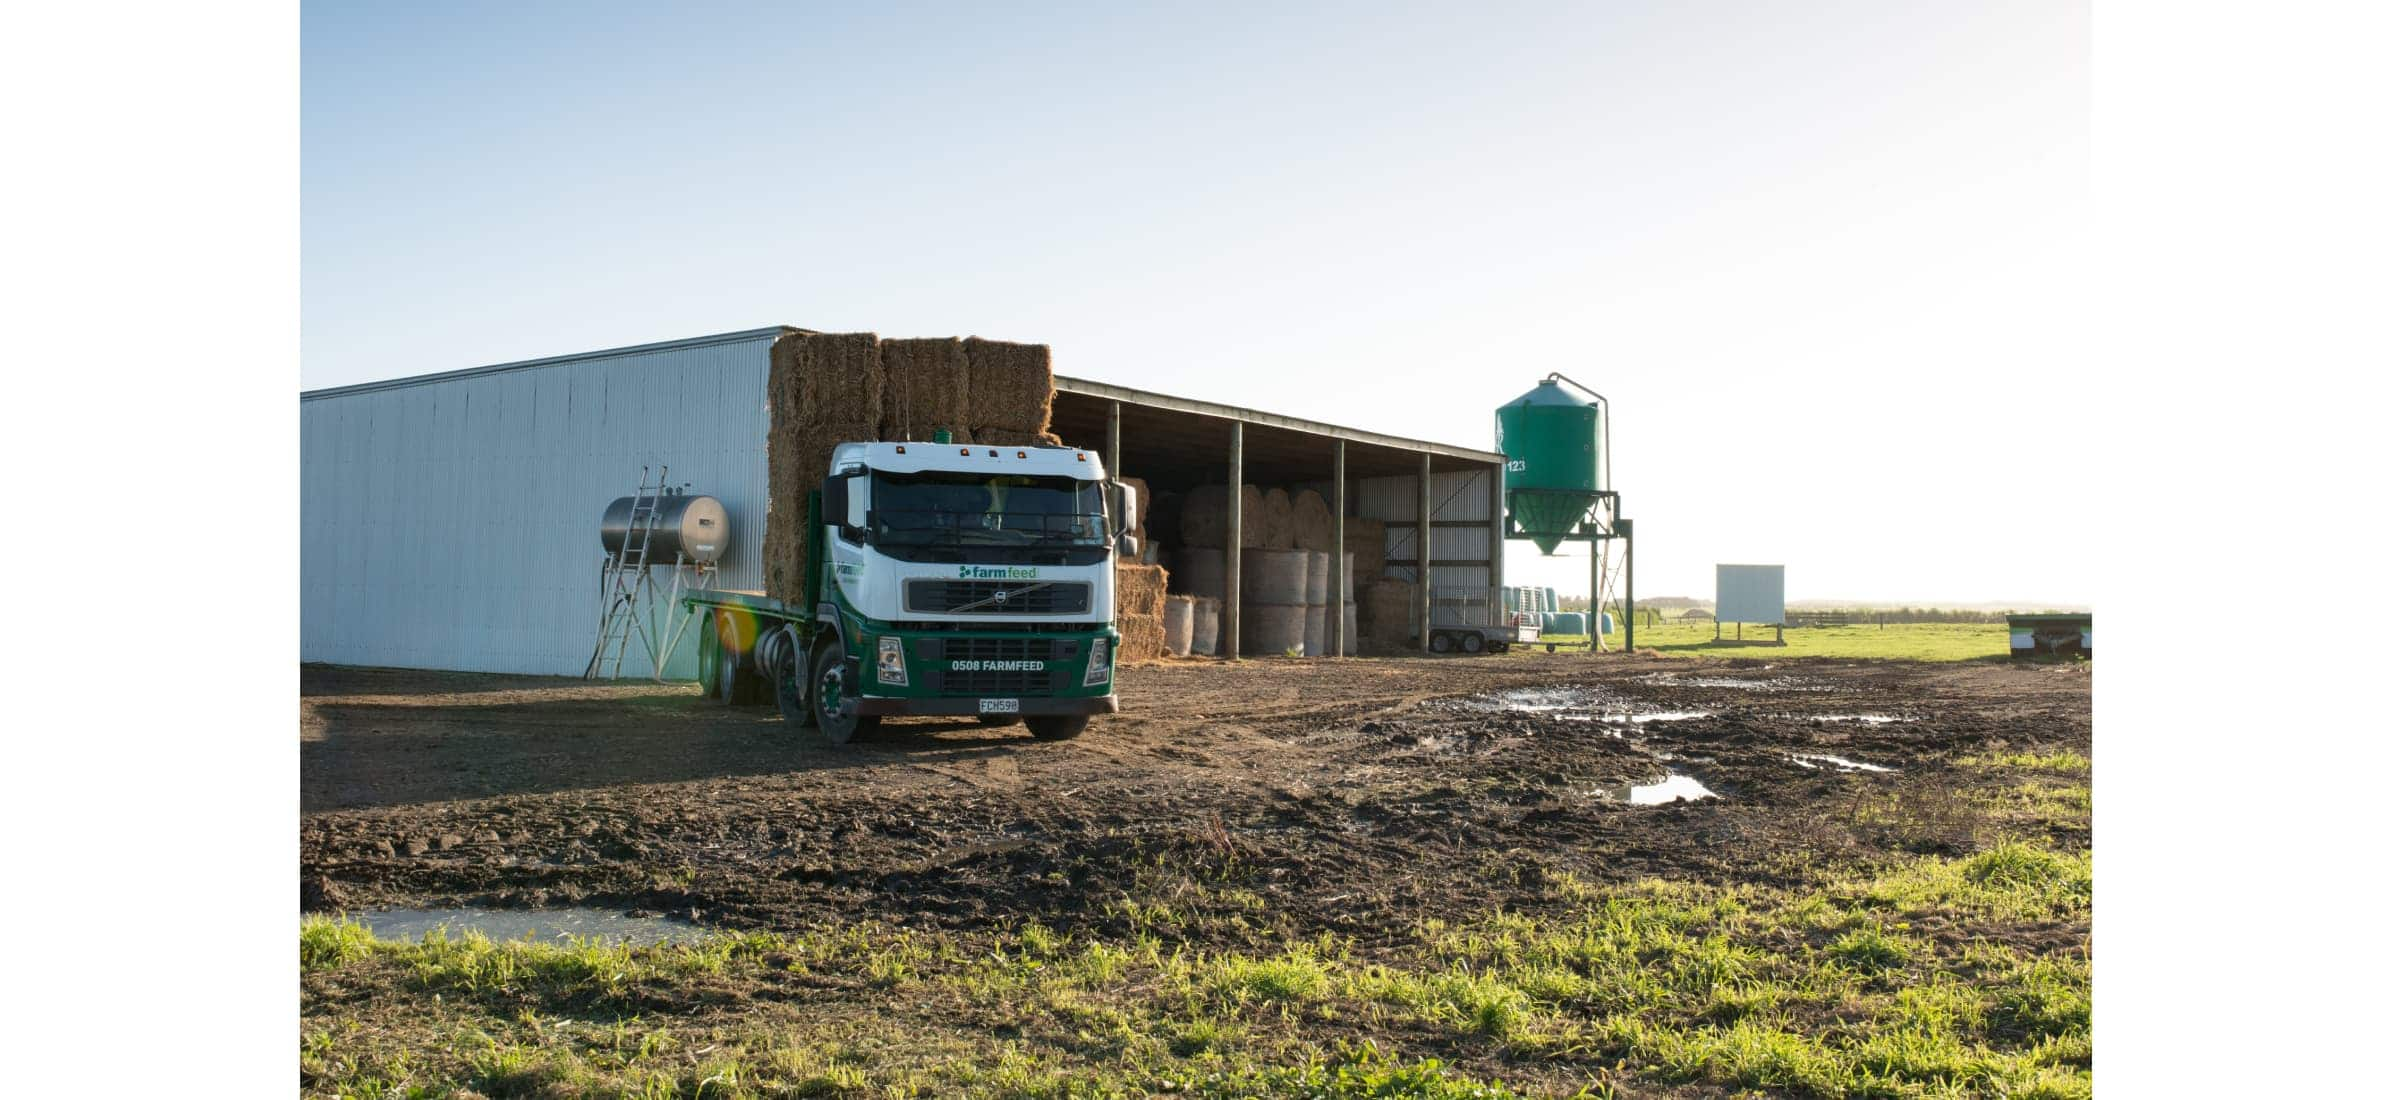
[685,437,1137,746]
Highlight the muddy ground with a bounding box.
[300,653,2089,954]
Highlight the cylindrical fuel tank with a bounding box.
[601,494,730,564]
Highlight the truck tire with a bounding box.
[1462,633,1485,654]
[772,628,812,728]
[697,616,724,702]
[1429,631,1454,654]
[976,715,1024,728]
[810,639,879,746]
[716,611,768,705]
[1025,715,1087,741]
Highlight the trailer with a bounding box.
[1422,587,1541,655]
[687,437,1134,746]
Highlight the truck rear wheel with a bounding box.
[811,639,879,746]
[1025,715,1087,741]
[697,616,725,702]
[715,611,767,705]
[772,629,812,728]
[1429,631,1454,654]
[1462,633,1485,654]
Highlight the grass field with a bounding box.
[1528,622,2018,662]
[304,842,2090,1098]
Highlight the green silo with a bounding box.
[1496,379,1605,554]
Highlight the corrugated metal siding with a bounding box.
[1348,468,1498,595]
[301,334,777,676]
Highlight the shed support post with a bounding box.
[1329,440,1346,658]
[1486,466,1503,638]
[1418,453,1433,654]
[1224,422,1243,660]
[1592,539,1604,654]
[1622,518,1635,653]
[1105,400,1121,479]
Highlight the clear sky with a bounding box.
[304,1,2088,606]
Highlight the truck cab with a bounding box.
[807,440,1133,741]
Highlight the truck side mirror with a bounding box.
[1108,480,1139,537]
[1118,533,1141,559]
[822,471,868,536]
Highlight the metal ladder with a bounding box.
[586,465,667,679]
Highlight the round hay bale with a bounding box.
[1291,489,1333,551]
[1303,604,1327,656]
[1179,484,1264,549]
[1163,595,1196,657]
[1303,550,1329,605]
[1260,488,1294,549]
[1342,601,1357,656]
[1239,549,1309,605]
[1338,552,1355,602]
[1191,596,1221,656]
[1239,603,1307,657]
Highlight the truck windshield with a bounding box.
[871,471,1106,546]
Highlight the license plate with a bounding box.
[978,697,1020,715]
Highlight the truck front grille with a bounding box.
[906,580,1091,615]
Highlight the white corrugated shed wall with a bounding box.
[301,332,777,677]
[1295,467,1497,595]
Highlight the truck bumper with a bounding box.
[852,694,1119,718]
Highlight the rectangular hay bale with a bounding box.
[962,337,1054,434]
[877,337,973,442]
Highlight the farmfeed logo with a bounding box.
[959,565,1039,580]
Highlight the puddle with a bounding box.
[1481,686,1615,712]
[1789,754,1895,773]
[1642,674,1828,692]
[1592,772,1718,805]
[1801,714,1909,725]
[352,906,706,946]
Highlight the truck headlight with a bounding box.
[876,636,908,686]
[1083,636,1111,686]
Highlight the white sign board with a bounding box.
[1716,564,1786,625]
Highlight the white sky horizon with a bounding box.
[304,2,2090,606]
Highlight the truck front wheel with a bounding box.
[1025,715,1087,741]
[811,639,879,746]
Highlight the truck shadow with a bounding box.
[302,697,1033,813]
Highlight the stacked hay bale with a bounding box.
[1179,484,1264,549]
[1162,595,1196,656]
[1115,562,1170,663]
[1357,578,1417,652]
[1301,550,1329,656]
[1190,596,1221,656]
[1348,517,1387,582]
[1239,548,1309,656]
[1290,489,1334,552]
[1259,488,1295,549]
[877,337,974,443]
[963,337,1059,445]
[763,332,883,602]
